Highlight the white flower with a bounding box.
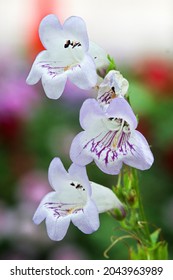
[33,158,123,241]
[26,14,98,99]
[70,98,154,175]
[97,70,129,106]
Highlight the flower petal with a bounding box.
[123,130,154,170]
[94,150,123,175]
[45,214,71,241]
[72,200,99,234]
[63,16,89,52]
[48,158,69,192]
[41,71,67,99]
[33,191,59,224]
[68,54,97,90]
[106,97,138,129]
[99,70,129,96]
[89,41,109,69]
[39,14,63,50]
[70,129,123,175]
[26,50,48,85]
[48,158,88,204]
[70,131,94,166]
[80,98,104,130]
[68,163,92,196]
[90,182,123,213]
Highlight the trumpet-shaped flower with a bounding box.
[97,70,129,107]
[33,158,123,241]
[26,14,108,100]
[70,98,154,175]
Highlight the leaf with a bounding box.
[150,228,161,245]
[106,55,117,73]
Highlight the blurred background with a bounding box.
[0,0,173,260]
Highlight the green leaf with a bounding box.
[150,228,161,245]
[106,54,117,73]
[129,241,168,260]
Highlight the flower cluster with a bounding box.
[27,14,154,241]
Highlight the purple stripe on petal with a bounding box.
[44,202,83,218]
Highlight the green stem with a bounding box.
[132,168,151,244]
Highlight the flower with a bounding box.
[97,70,129,107]
[26,14,99,99]
[70,97,154,175]
[33,157,123,241]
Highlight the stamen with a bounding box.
[70,182,85,191]
[64,40,81,49]
[76,184,83,189]
[98,87,116,105]
[64,40,71,48]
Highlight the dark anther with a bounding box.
[72,42,81,48]
[64,40,81,49]
[76,184,83,189]
[111,86,115,93]
[64,40,71,48]
[70,182,75,186]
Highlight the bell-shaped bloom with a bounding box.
[97,70,129,107]
[26,14,107,100]
[33,158,123,241]
[70,97,154,175]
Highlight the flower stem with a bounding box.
[132,168,151,244]
[111,167,168,259]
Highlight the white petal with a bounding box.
[26,50,48,85]
[48,158,87,204]
[91,182,123,213]
[72,200,99,233]
[106,97,138,130]
[68,54,97,89]
[41,72,67,99]
[70,131,94,166]
[79,98,105,131]
[33,191,58,224]
[100,70,129,96]
[26,50,67,87]
[63,16,89,52]
[48,158,69,192]
[68,163,92,196]
[89,41,109,69]
[39,14,63,50]
[123,130,154,170]
[46,214,71,241]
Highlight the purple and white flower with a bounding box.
[70,97,154,175]
[26,14,108,100]
[97,70,129,107]
[33,158,123,241]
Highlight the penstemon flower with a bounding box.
[70,97,154,175]
[97,70,129,107]
[33,158,123,241]
[26,14,108,100]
